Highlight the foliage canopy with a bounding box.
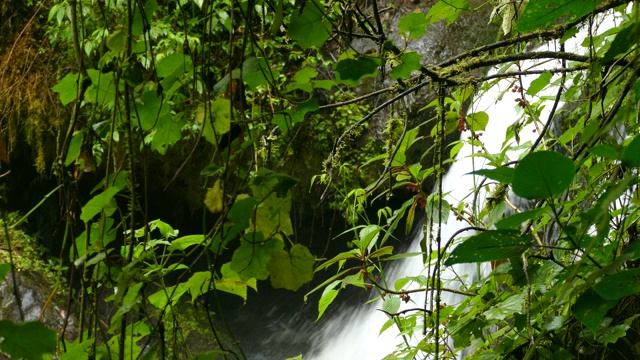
[0,0,639,358]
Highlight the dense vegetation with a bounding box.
[0,0,639,358]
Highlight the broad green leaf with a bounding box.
[573,289,618,334]
[157,53,192,78]
[86,69,117,107]
[231,237,284,281]
[512,151,575,199]
[80,186,120,222]
[515,0,598,32]
[106,29,126,53]
[135,90,168,131]
[601,21,640,64]
[148,283,189,308]
[287,3,332,49]
[197,99,232,145]
[266,244,315,291]
[589,144,619,160]
[425,0,469,25]
[0,321,57,360]
[622,134,640,168]
[186,271,212,301]
[242,57,278,89]
[526,72,552,96]
[65,131,83,166]
[593,268,640,300]
[334,51,381,85]
[484,293,525,320]
[150,113,185,154]
[470,167,515,184]
[398,12,429,39]
[382,296,401,315]
[59,339,95,360]
[217,263,257,301]
[465,111,488,131]
[495,208,546,229]
[52,73,79,105]
[250,171,296,236]
[444,230,531,265]
[272,99,319,131]
[168,234,205,251]
[390,52,422,79]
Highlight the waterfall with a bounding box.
[307,12,621,359]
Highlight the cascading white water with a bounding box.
[308,12,622,359]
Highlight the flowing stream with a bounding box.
[306,13,621,359]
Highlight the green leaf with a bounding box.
[601,21,640,64]
[267,244,315,291]
[86,69,117,107]
[382,296,401,314]
[425,0,469,25]
[622,134,640,168]
[0,264,10,283]
[470,167,515,184]
[80,186,120,222]
[495,208,546,229]
[231,237,284,281]
[515,0,598,32]
[573,289,618,334]
[52,73,79,105]
[157,53,192,78]
[317,281,341,320]
[465,111,488,131]
[65,131,83,166]
[526,72,552,96]
[512,151,575,199]
[398,12,429,39]
[593,268,640,300]
[484,293,525,320]
[106,29,126,53]
[192,350,232,359]
[589,144,619,160]
[136,90,168,131]
[150,113,185,154]
[287,2,332,49]
[334,51,381,85]
[444,230,531,265]
[59,339,95,360]
[148,283,189,309]
[242,57,278,89]
[390,52,422,79]
[0,321,57,360]
[168,234,205,251]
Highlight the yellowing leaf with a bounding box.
[267,244,315,291]
[204,179,224,213]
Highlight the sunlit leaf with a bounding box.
[317,281,340,320]
[444,230,531,265]
[526,72,552,96]
[267,244,315,291]
[465,111,488,131]
[231,237,283,281]
[52,73,79,105]
[515,0,597,32]
[512,151,575,199]
[168,234,205,251]
[204,179,224,214]
[495,208,546,229]
[425,0,469,25]
[398,12,429,39]
[382,296,401,314]
[80,186,120,222]
[390,52,422,79]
